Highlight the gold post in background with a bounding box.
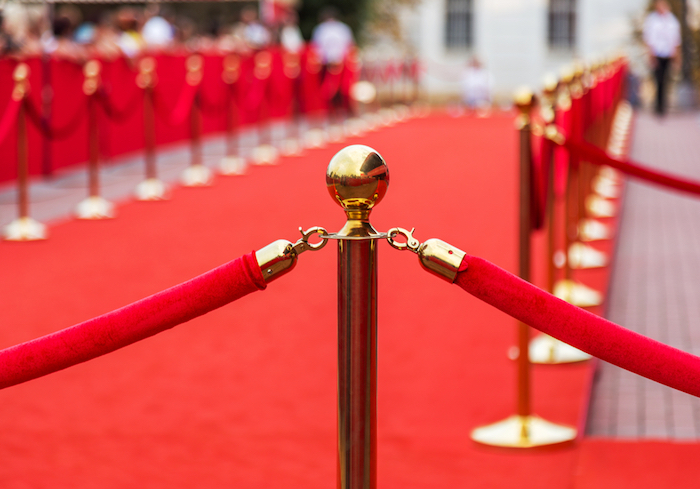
[76,60,114,219]
[181,54,212,187]
[470,89,576,448]
[3,63,47,241]
[529,76,591,365]
[326,145,389,489]
[219,53,247,175]
[135,57,167,200]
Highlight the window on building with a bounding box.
[548,0,576,49]
[445,0,473,49]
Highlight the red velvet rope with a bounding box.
[153,81,199,127]
[0,252,266,390]
[24,95,87,141]
[0,97,21,145]
[560,136,700,197]
[96,87,141,123]
[454,254,700,398]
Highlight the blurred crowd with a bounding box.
[0,3,327,63]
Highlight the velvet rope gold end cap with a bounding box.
[256,240,298,283]
[417,239,466,283]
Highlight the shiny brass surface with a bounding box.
[255,239,297,283]
[326,145,389,238]
[471,415,576,448]
[328,146,386,489]
[12,63,30,101]
[83,60,101,96]
[185,54,203,86]
[222,54,241,84]
[254,51,273,80]
[255,227,329,283]
[136,57,157,89]
[513,87,534,129]
[418,239,466,283]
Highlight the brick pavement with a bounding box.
[587,112,700,439]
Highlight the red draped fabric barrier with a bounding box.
[0,45,361,183]
[0,251,266,390]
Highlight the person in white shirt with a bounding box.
[311,7,354,66]
[142,5,174,48]
[461,57,493,114]
[643,0,681,115]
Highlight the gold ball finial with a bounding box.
[326,145,389,214]
[13,63,29,82]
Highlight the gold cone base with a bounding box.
[181,164,213,187]
[75,196,115,220]
[529,334,592,364]
[3,216,47,241]
[471,415,577,448]
[135,178,168,201]
[219,156,247,175]
[252,144,279,165]
[554,279,603,307]
[579,218,612,242]
[586,195,616,218]
[568,242,608,269]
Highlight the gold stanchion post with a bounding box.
[470,89,576,448]
[76,60,115,219]
[529,76,591,365]
[3,63,47,241]
[219,53,247,175]
[181,54,212,187]
[135,57,167,201]
[326,145,389,489]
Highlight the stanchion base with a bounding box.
[378,108,398,126]
[529,334,592,364]
[593,175,620,199]
[3,217,47,241]
[135,178,168,201]
[252,144,279,165]
[361,113,382,131]
[280,138,303,157]
[344,118,367,137]
[586,195,616,218]
[579,219,612,242]
[553,279,603,307]
[304,128,327,148]
[568,242,608,269]
[471,415,576,448]
[181,164,213,187]
[392,104,411,121]
[75,196,115,220]
[327,124,345,143]
[219,156,247,175]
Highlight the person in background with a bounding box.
[643,0,681,116]
[92,12,122,60]
[311,6,353,67]
[233,6,270,51]
[115,7,142,58]
[460,57,493,115]
[279,10,304,53]
[141,5,174,49]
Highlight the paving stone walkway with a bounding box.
[588,112,700,439]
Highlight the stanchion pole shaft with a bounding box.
[88,96,99,197]
[517,119,531,418]
[144,88,156,179]
[337,239,377,489]
[17,102,29,219]
[191,93,202,167]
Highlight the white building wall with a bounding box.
[405,0,647,102]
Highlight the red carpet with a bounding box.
[0,113,695,488]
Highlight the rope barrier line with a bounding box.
[96,87,142,124]
[555,135,700,197]
[453,254,700,398]
[153,81,200,127]
[24,95,88,141]
[0,96,21,146]
[0,252,266,390]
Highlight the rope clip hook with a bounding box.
[387,227,421,253]
[291,226,329,256]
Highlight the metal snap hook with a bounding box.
[386,227,421,253]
